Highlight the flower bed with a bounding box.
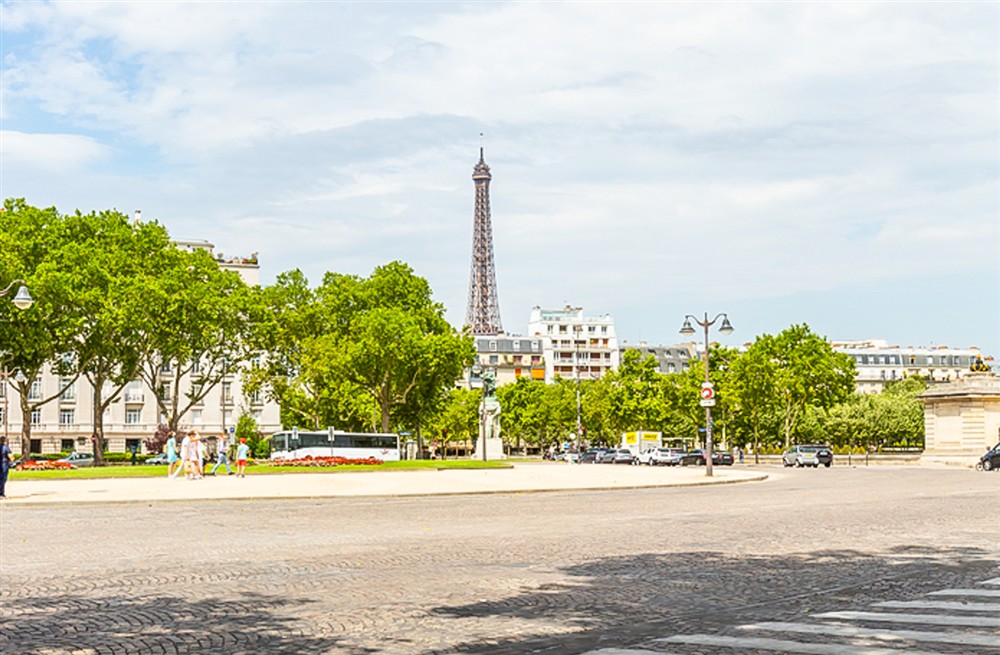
[261,455,384,467]
[16,460,77,471]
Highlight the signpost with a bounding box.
[700,382,716,407]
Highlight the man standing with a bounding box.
[0,437,14,498]
[210,433,234,476]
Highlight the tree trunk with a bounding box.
[18,393,32,458]
[92,377,106,466]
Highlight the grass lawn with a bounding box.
[11,458,511,480]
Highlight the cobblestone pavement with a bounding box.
[1,466,997,654]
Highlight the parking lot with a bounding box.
[1,465,997,654]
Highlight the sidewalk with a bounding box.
[1,463,767,505]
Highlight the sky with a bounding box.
[2,1,998,356]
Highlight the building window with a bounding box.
[28,378,42,401]
[125,409,142,425]
[192,359,201,374]
[30,408,42,425]
[880,370,886,380]
[223,409,233,425]
[489,355,499,365]
[251,410,262,422]
[512,340,520,351]
[250,389,262,404]
[191,409,202,425]
[160,383,172,401]
[0,407,4,423]
[222,382,233,403]
[160,361,171,373]
[531,355,541,365]
[489,340,497,352]
[60,409,75,426]
[60,380,76,401]
[61,439,74,452]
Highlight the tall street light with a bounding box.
[1,279,34,449]
[679,312,733,477]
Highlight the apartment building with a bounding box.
[471,335,547,387]
[832,339,996,394]
[619,341,698,374]
[527,305,620,383]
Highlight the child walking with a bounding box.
[236,437,250,478]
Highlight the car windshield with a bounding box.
[800,446,820,453]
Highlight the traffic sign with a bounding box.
[700,382,716,407]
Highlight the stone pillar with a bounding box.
[920,372,1000,466]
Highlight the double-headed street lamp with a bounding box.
[679,312,733,477]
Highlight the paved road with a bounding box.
[1,465,997,654]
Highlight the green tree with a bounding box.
[136,247,251,433]
[61,209,175,465]
[0,200,87,456]
[768,324,856,448]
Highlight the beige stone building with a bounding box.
[920,372,1000,466]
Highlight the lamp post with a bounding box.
[679,312,733,477]
[574,326,582,453]
[1,280,34,310]
[1,279,33,455]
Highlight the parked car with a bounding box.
[636,448,686,466]
[634,449,658,465]
[611,448,635,464]
[564,451,581,464]
[782,444,833,468]
[651,448,687,466]
[144,452,171,465]
[977,444,1000,471]
[56,452,95,468]
[598,449,619,464]
[679,449,734,466]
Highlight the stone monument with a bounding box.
[477,369,505,460]
[920,355,1000,466]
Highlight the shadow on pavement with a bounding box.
[0,591,374,655]
[429,545,997,655]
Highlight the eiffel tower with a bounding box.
[464,145,503,335]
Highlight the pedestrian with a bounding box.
[210,433,234,476]
[182,430,202,479]
[0,436,14,499]
[166,431,181,478]
[236,437,250,478]
[738,447,744,464]
[197,436,208,477]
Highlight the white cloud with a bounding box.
[0,1,996,352]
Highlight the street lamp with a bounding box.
[1,280,34,310]
[574,326,583,453]
[679,312,733,477]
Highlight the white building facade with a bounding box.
[527,305,620,383]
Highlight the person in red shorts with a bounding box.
[236,437,250,478]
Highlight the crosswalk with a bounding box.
[580,574,1000,655]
